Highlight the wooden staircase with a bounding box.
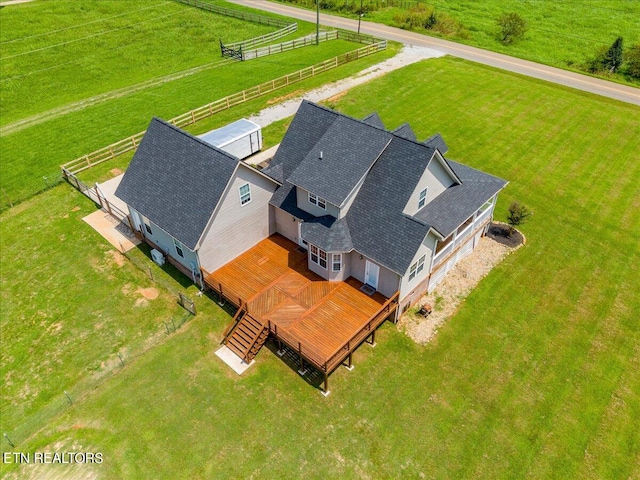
[222,303,269,363]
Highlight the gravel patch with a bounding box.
[400,227,525,345]
[247,45,444,127]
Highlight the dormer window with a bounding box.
[309,192,326,210]
[418,188,427,210]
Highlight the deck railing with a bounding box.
[268,291,399,374]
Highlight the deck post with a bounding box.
[367,328,377,347]
[297,343,307,375]
[218,283,225,306]
[345,352,354,371]
[321,373,330,397]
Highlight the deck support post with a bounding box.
[218,283,225,306]
[345,352,354,371]
[367,328,377,347]
[321,373,330,397]
[276,339,285,357]
[297,343,307,375]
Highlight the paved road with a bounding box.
[227,0,640,106]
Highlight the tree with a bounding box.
[497,12,527,45]
[507,202,531,236]
[603,36,624,73]
[626,43,640,79]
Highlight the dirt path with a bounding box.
[247,45,443,127]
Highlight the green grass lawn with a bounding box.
[275,0,640,84]
[0,0,394,206]
[2,57,638,478]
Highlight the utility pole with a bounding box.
[358,0,363,35]
[316,0,320,45]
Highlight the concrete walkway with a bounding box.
[228,0,640,106]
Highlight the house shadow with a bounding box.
[263,339,324,390]
[132,242,194,290]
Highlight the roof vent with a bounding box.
[319,151,323,160]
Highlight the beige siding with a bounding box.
[296,187,339,218]
[398,232,437,302]
[274,206,300,244]
[198,165,277,272]
[338,174,366,219]
[403,153,457,216]
[349,252,400,299]
[327,251,350,281]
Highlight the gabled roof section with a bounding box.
[262,101,336,184]
[393,123,417,141]
[361,112,385,129]
[301,216,353,252]
[424,133,449,155]
[286,113,392,207]
[412,160,507,238]
[115,117,239,250]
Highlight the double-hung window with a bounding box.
[309,192,326,210]
[239,183,251,206]
[332,253,342,272]
[310,244,328,269]
[409,255,426,281]
[174,238,184,258]
[418,188,427,210]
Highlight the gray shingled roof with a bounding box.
[361,112,385,129]
[115,117,239,250]
[302,217,353,252]
[268,101,507,275]
[424,133,449,154]
[393,123,417,141]
[286,115,392,206]
[413,160,506,238]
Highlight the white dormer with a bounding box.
[402,150,459,216]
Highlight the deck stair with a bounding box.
[223,305,269,362]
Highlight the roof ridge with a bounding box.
[302,101,440,153]
[150,117,241,163]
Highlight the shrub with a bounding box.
[507,202,532,236]
[626,44,640,78]
[603,36,624,73]
[394,5,463,36]
[497,12,527,45]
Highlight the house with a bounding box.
[115,118,279,282]
[262,100,507,313]
[115,103,506,391]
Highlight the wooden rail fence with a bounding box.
[173,0,291,28]
[61,38,386,176]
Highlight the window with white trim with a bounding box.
[332,253,342,272]
[174,238,184,258]
[309,244,328,269]
[408,254,426,281]
[418,188,428,210]
[309,192,327,210]
[239,183,251,206]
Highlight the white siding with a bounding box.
[296,187,340,218]
[403,153,457,216]
[198,165,277,272]
[398,232,438,301]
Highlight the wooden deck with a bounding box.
[204,234,398,376]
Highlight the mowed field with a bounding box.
[2,57,638,479]
[0,0,392,206]
[280,0,640,83]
